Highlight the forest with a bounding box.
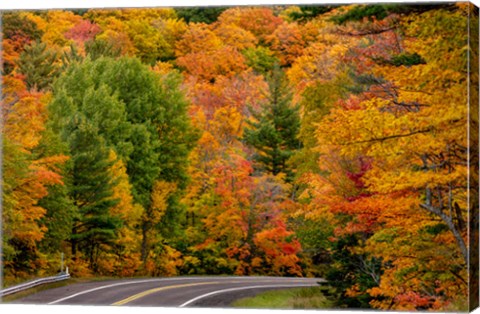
[1,3,478,311]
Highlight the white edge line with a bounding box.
[47,277,318,305]
[179,284,318,308]
[47,277,220,305]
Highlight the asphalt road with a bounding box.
[12,276,323,308]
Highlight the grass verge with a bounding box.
[232,286,336,310]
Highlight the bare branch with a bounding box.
[335,26,397,37]
[420,202,468,266]
[339,127,433,145]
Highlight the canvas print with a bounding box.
[0,2,478,312]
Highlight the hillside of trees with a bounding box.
[1,3,477,310]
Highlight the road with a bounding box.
[12,276,323,308]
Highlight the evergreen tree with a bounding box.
[68,121,121,271]
[36,129,77,254]
[325,234,382,308]
[48,61,132,270]
[17,41,60,91]
[175,7,228,24]
[49,56,197,269]
[244,65,302,182]
[85,39,122,61]
[2,12,44,75]
[2,12,43,42]
[49,80,126,269]
[61,44,83,70]
[83,58,198,262]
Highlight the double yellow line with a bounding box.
[111,281,220,306]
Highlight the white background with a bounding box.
[0,0,478,10]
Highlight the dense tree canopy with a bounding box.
[1,4,476,311]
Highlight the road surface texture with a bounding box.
[11,276,323,308]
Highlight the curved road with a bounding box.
[12,276,323,308]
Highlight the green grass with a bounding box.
[232,286,336,310]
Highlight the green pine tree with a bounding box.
[36,128,77,254]
[2,12,43,75]
[49,56,197,269]
[48,61,132,270]
[85,39,121,61]
[17,41,60,91]
[68,120,121,271]
[244,65,302,182]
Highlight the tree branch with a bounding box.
[420,202,468,266]
[339,127,433,145]
[335,26,396,37]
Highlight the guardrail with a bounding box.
[0,271,71,297]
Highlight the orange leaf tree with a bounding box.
[311,4,470,310]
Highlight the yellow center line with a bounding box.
[112,281,220,306]
[111,279,314,306]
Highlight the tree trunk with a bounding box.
[141,222,149,265]
[71,225,78,260]
[420,202,468,266]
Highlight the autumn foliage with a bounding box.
[1,4,476,311]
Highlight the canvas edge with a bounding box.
[469,1,480,312]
